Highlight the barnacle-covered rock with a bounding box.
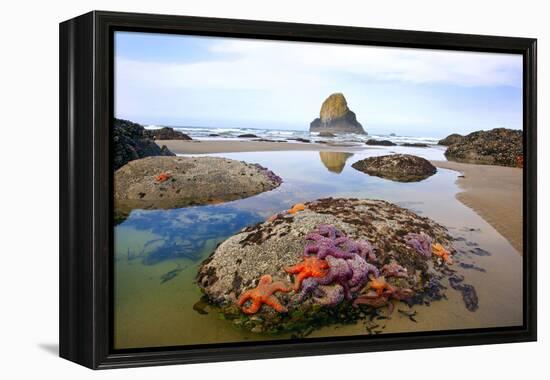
[444,128,522,167]
[114,156,282,219]
[197,197,454,333]
[351,154,437,182]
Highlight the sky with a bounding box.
[114,31,523,138]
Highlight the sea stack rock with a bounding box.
[310,93,366,134]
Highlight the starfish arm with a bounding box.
[265,295,287,313]
[293,272,308,290]
[306,233,323,242]
[270,282,292,293]
[242,299,262,314]
[304,244,319,256]
[333,237,350,245]
[284,262,304,273]
[387,300,395,314]
[316,272,335,285]
[237,291,252,306]
[342,283,352,300]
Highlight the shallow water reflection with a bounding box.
[318,151,354,173]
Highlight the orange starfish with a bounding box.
[284,256,329,290]
[432,243,453,264]
[288,203,306,214]
[237,275,291,314]
[155,172,172,182]
[367,276,394,296]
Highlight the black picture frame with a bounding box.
[59,10,537,369]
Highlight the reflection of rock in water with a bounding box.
[318,152,354,173]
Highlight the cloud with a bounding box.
[116,37,522,93]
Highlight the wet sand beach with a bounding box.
[432,160,523,254]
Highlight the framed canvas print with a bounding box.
[59,11,537,369]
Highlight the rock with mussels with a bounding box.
[113,118,175,170]
[114,156,282,222]
[351,154,436,182]
[144,126,192,140]
[438,133,464,146]
[197,197,455,334]
[444,128,523,167]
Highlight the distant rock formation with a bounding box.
[438,133,464,146]
[310,93,366,134]
[238,133,259,138]
[365,139,396,146]
[113,118,174,170]
[144,126,192,140]
[401,142,428,148]
[318,152,354,173]
[444,128,523,167]
[352,154,436,182]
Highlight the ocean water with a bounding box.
[114,147,522,349]
[144,124,441,146]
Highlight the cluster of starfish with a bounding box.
[154,172,172,183]
[405,232,453,264]
[287,225,381,307]
[236,225,417,315]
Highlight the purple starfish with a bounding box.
[404,232,433,258]
[304,234,355,259]
[316,256,353,300]
[317,224,344,239]
[347,254,380,291]
[337,238,377,263]
[297,278,344,307]
[381,261,408,278]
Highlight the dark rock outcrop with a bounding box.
[351,154,436,182]
[444,128,523,167]
[310,93,366,134]
[113,118,174,170]
[144,126,192,140]
[238,133,258,138]
[365,139,396,146]
[438,133,464,146]
[290,137,311,143]
[401,142,429,148]
[319,131,336,138]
